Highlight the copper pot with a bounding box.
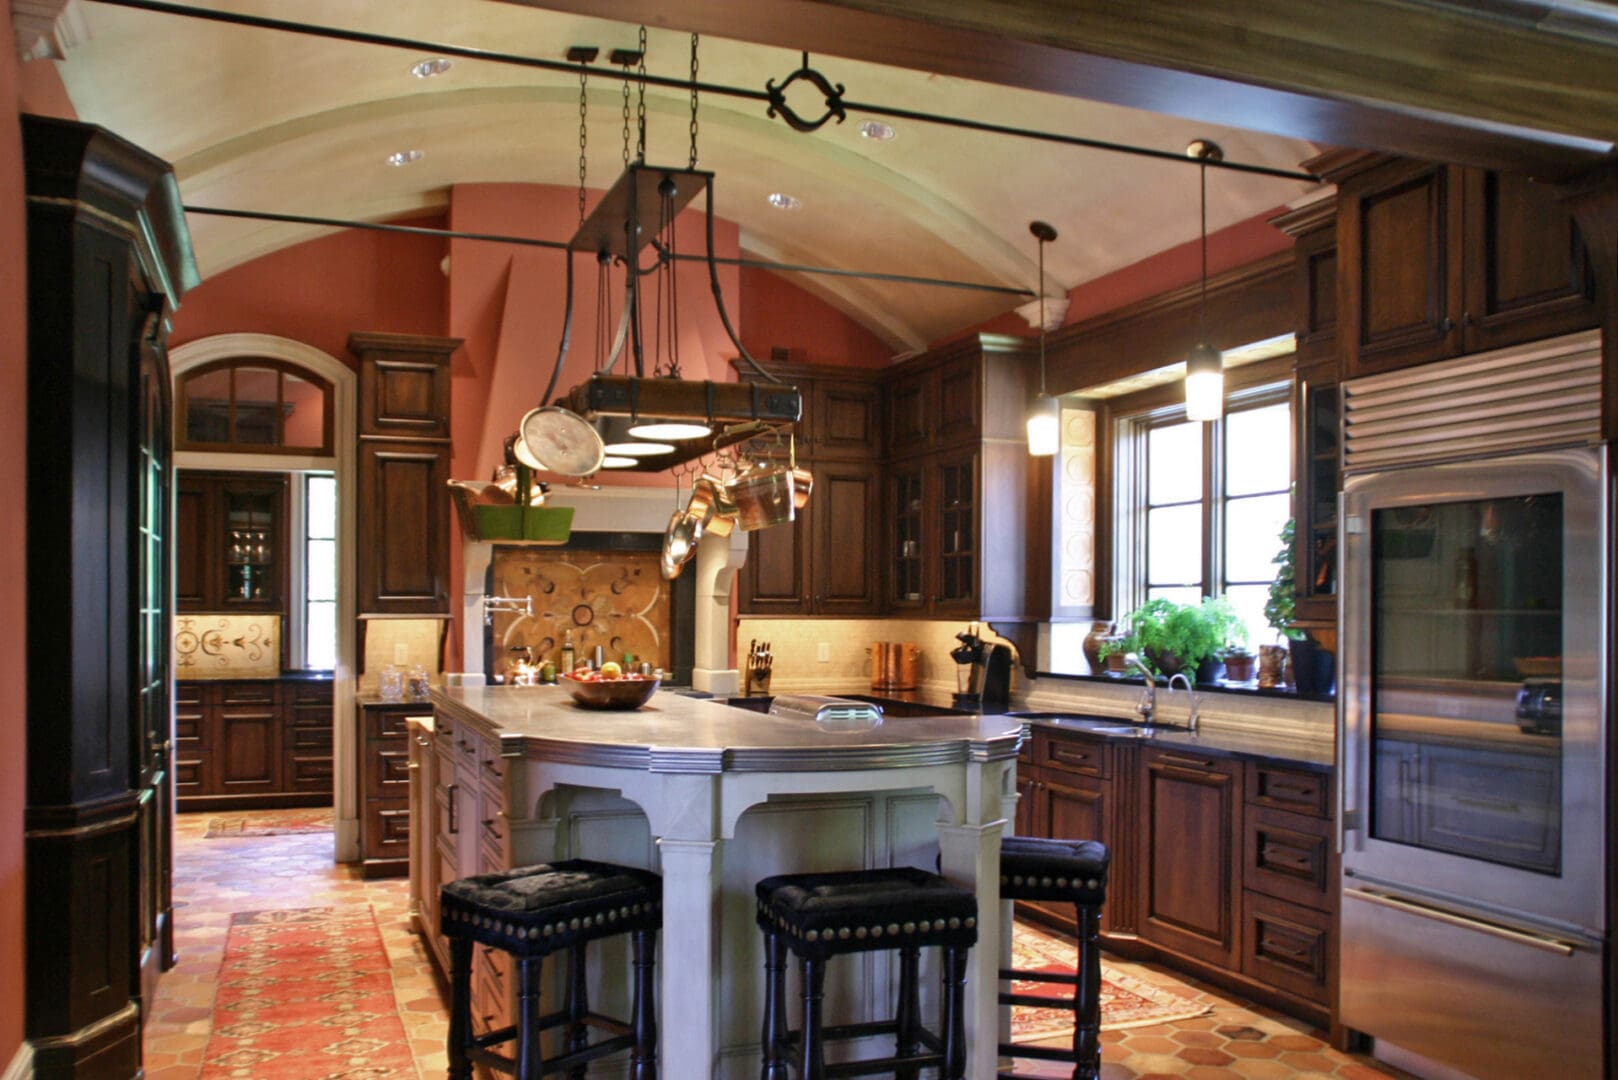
[692,474,736,537]
[792,466,814,511]
[727,465,796,531]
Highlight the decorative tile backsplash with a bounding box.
[489,548,670,678]
[173,614,281,678]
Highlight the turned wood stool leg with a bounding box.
[760,931,788,1080]
[515,955,545,1080]
[894,945,921,1080]
[1072,903,1102,1080]
[799,956,827,1080]
[941,946,968,1080]
[447,937,474,1080]
[565,943,589,1080]
[630,927,660,1080]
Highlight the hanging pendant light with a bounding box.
[1184,139,1224,423]
[1025,220,1060,457]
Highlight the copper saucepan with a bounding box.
[726,464,796,531]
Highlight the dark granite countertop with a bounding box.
[177,670,333,684]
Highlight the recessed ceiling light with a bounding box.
[767,192,802,211]
[857,120,896,141]
[387,149,424,167]
[411,57,453,79]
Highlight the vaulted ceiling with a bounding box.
[36,0,1618,353]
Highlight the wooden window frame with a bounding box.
[177,357,335,456]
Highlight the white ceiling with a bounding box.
[49,0,1325,351]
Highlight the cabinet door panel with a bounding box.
[811,464,881,613]
[216,710,279,793]
[739,511,807,615]
[1241,890,1333,1005]
[358,443,450,613]
[887,374,929,455]
[174,481,212,609]
[932,452,979,615]
[887,466,926,612]
[814,380,882,459]
[1463,169,1598,352]
[1140,751,1241,967]
[934,354,980,446]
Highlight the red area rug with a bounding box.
[200,906,417,1079]
[1011,922,1212,1043]
[205,809,334,838]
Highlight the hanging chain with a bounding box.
[688,33,700,169]
[1199,158,1209,340]
[620,56,632,168]
[577,64,589,225]
[635,25,648,163]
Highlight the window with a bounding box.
[178,358,333,454]
[1117,386,1292,647]
[303,474,338,670]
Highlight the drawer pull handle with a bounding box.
[1268,782,1315,797]
[481,759,504,778]
[482,818,503,841]
[1261,847,1311,868]
[1344,887,1577,957]
[447,784,458,834]
[1159,753,1216,769]
[416,736,431,747]
[1261,941,1312,960]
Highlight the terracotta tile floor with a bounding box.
[146,808,1412,1079]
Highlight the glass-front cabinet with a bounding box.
[885,451,979,615]
[176,470,288,613]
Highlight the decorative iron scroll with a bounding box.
[765,53,847,133]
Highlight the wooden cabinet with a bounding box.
[176,471,289,613]
[360,701,430,877]
[883,335,1043,622]
[351,332,460,616]
[1139,747,1243,969]
[1013,723,1337,1025]
[1331,155,1597,380]
[738,363,884,616]
[176,678,333,810]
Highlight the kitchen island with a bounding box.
[414,685,1022,1078]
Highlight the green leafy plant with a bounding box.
[1096,631,1138,663]
[1264,519,1306,642]
[1116,596,1243,677]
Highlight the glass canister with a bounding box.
[378,664,404,701]
[407,664,432,701]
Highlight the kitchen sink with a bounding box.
[1005,712,1189,737]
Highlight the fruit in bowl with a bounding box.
[560,669,660,709]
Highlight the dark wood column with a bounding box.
[22,115,197,1080]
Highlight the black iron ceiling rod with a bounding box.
[95,0,1320,183]
[181,203,1035,297]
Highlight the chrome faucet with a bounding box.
[1124,653,1156,726]
[1167,671,1202,732]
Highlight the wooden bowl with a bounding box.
[560,671,660,709]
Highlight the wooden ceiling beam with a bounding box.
[505,0,1616,174]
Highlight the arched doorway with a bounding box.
[169,333,361,862]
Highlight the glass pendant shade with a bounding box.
[1184,342,1224,422]
[1026,392,1060,456]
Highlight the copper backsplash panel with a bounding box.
[490,548,670,674]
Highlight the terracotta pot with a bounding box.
[1081,621,1114,672]
[1223,653,1257,682]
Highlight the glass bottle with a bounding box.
[559,630,575,674]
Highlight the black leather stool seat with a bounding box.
[755,866,979,959]
[999,837,1109,904]
[998,837,1110,1080]
[755,867,978,1080]
[441,860,661,1080]
[441,859,662,955]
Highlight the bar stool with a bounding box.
[997,837,1110,1080]
[440,859,661,1080]
[755,866,978,1080]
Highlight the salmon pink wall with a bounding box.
[934,206,1293,346]
[170,219,448,361]
[1,8,31,1067]
[738,267,892,368]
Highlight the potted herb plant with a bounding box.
[1115,596,1241,680]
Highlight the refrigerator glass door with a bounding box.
[1341,447,1605,936]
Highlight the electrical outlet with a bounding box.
[393,643,409,664]
[817,642,830,663]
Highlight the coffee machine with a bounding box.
[949,624,1012,711]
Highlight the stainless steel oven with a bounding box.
[1339,444,1607,1079]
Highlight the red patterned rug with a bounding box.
[205,809,334,838]
[1011,922,1212,1043]
[200,906,417,1079]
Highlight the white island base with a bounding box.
[415,685,1022,1079]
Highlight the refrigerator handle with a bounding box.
[1336,492,1355,855]
[1343,887,1579,957]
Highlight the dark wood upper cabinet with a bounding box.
[175,471,289,614]
[812,378,883,459]
[808,461,882,614]
[350,332,460,616]
[1331,154,1598,380]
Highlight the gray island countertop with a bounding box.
[431,684,1023,773]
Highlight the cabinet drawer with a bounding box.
[1248,762,1330,818]
[1039,730,1109,779]
[288,724,332,751]
[367,747,412,798]
[367,707,424,741]
[1244,805,1334,911]
[1241,890,1332,1005]
[291,681,333,705]
[175,682,205,708]
[175,711,203,744]
[477,745,507,793]
[219,682,276,706]
[175,758,205,792]
[288,755,333,791]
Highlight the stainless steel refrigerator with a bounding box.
[1339,443,1607,1079]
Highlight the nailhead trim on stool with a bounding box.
[440,859,662,954]
[998,837,1110,1080]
